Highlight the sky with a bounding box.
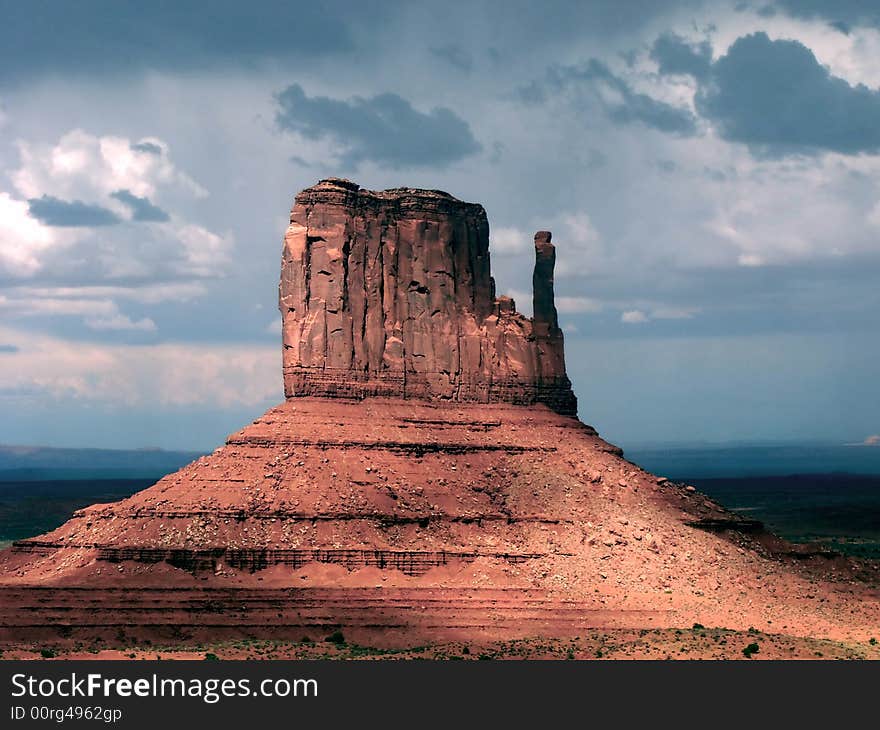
[2,0,879,450]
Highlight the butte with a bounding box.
[0,178,877,656]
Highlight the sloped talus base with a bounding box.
[1,398,877,647]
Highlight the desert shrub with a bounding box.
[325,630,345,644]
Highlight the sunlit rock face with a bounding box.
[279,178,576,416]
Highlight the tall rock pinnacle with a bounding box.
[532,231,559,331]
[279,178,577,415]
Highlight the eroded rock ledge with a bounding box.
[280,178,577,415]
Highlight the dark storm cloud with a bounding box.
[650,33,712,80]
[775,0,880,29]
[111,190,171,222]
[275,84,482,169]
[0,1,714,86]
[520,60,698,136]
[0,0,361,83]
[429,44,475,73]
[130,141,162,155]
[696,32,880,155]
[27,196,121,227]
[478,0,707,40]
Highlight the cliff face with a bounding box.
[279,178,577,415]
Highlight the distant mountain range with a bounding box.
[625,441,880,479]
[2,440,879,482]
[0,445,206,480]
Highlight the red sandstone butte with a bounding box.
[0,179,877,655]
[281,178,576,415]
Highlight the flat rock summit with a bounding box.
[1,179,877,658]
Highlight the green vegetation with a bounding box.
[324,630,345,645]
[18,627,873,661]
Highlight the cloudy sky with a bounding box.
[2,0,879,450]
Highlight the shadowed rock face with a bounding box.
[279,178,577,415]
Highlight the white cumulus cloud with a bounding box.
[11,129,204,203]
[85,313,157,332]
[0,129,233,332]
[555,212,604,277]
[556,296,603,313]
[490,226,530,254]
[0,326,279,408]
[621,310,649,324]
[0,192,59,277]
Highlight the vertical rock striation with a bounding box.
[280,178,576,415]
